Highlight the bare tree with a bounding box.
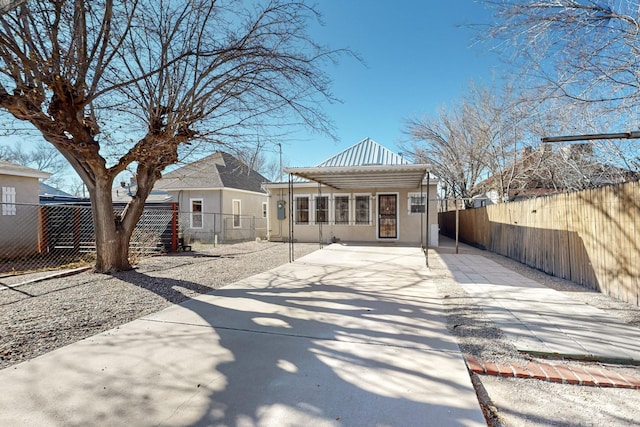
[0,0,24,13]
[0,1,344,272]
[403,82,526,207]
[485,1,640,116]
[236,148,285,183]
[404,108,486,206]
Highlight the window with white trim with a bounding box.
[355,195,370,225]
[334,195,349,225]
[408,193,426,214]
[233,199,241,228]
[2,186,16,216]
[190,199,203,228]
[315,195,328,224]
[295,196,309,224]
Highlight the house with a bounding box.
[112,177,174,204]
[472,143,640,206]
[0,161,51,259]
[39,182,89,204]
[263,137,439,246]
[155,151,269,244]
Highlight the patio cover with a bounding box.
[283,164,431,190]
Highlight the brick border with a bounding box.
[465,355,640,389]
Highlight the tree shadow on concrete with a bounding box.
[89,246,488,426]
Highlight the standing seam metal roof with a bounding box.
[316,137,409,167]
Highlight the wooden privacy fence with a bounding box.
[440,181,640,306]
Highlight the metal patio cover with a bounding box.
[283,164,430,190]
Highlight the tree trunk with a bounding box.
[91,179,133,273]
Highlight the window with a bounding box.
[191,199,203,228]
[295,196,309,224]
[334,195,349,225]
[2,187,16,216]
[233,199,241,228]
[315,195,328,224]
[262,202,268,219]
[355,195,370,225]
[408,193,426,214]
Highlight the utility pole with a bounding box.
[278,142,283,182]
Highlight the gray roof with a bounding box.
[39,182,73,197]
[317,137,409,167]
[156,151,267,193]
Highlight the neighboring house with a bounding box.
[476,144,640,204]
[112,177,174,204]
[39,182,89,204]
[0,161,50,258]
[263,137,439,246]
[155,151,269,243]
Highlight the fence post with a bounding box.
[38,205,48,254]
[171,203,178,252]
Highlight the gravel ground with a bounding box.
[2,239,640,426]
[0,241,318,370]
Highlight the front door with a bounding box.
[378,194,397,239]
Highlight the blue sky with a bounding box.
[281,0,500,167]
[1,1,501,187]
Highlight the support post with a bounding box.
[171,202,178,252]
[425,172,430,267]
[317,182,323,249]
[455,199,459,255]
[420,181,424,249]
[288,173,294,262]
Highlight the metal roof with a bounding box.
[317,137,409,167]
[282,138,430,190]
[284,164,430,190]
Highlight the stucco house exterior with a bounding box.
[155,151,269,243]
[263,138,439,246]
[0,161,51,259]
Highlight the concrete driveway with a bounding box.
[0,244,485,427]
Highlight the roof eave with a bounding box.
[283,164,432,190]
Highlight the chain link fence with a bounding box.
[1,203,268,277]
[0,203,177,277]
[177,211,267,245]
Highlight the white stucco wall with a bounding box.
[0,174,42,258]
